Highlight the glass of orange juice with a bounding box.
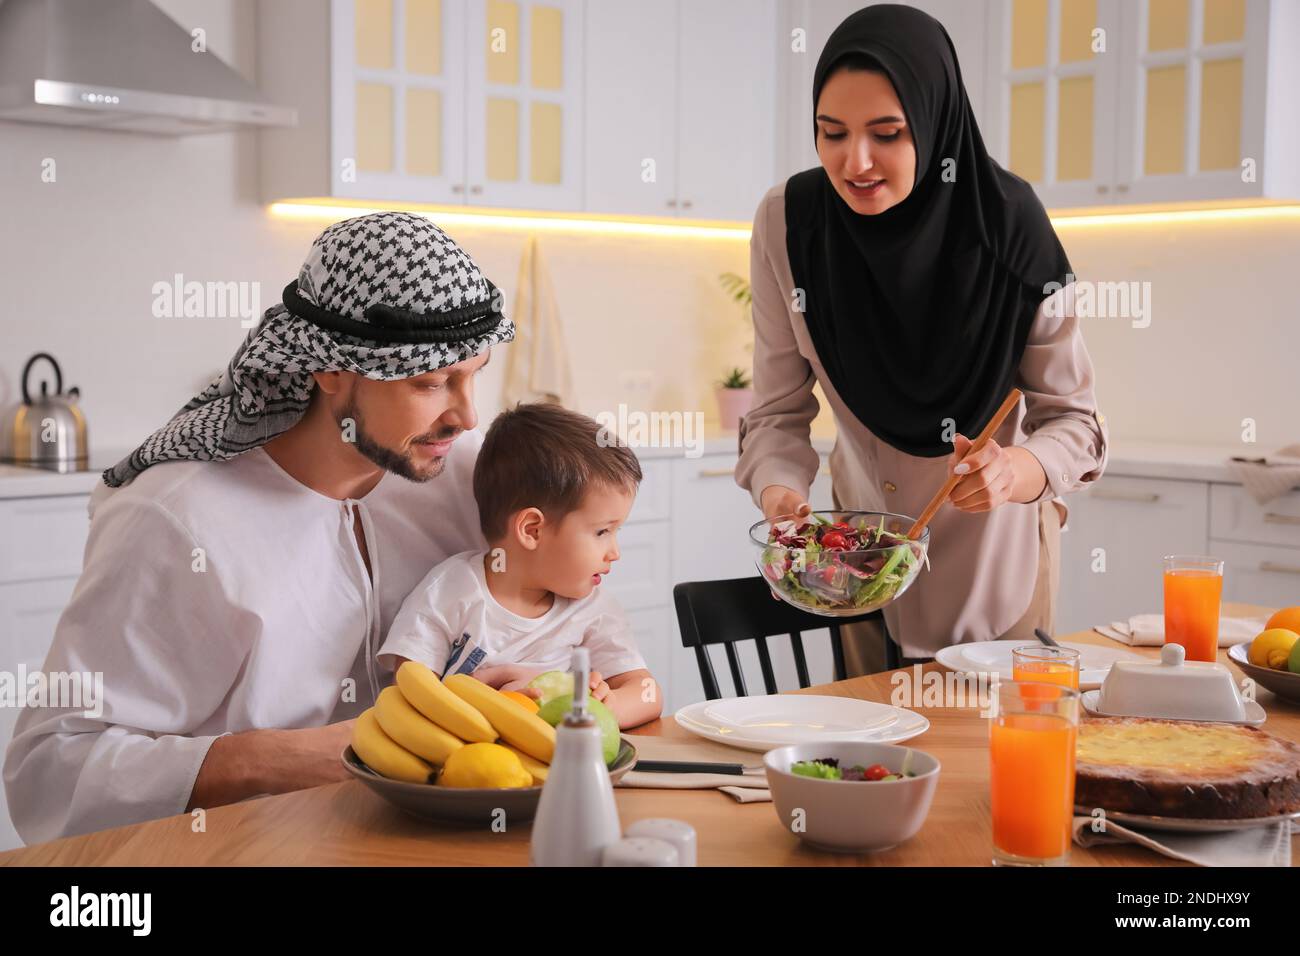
[1163,555,1224,663]
[1011,645,1081,690]
[989,680,1079,866]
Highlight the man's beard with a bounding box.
[339,399,456,483]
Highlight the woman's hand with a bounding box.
[760,484,811,521]
[947,434,1047,512]
[760,486,811,600]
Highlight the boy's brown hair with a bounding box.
[473,402,642,542]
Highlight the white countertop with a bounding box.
[1103,441,1275,484]
[0,437,1284,499]
[0,453,125,499]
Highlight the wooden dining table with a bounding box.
[2,603,1295,867]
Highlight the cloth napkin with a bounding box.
[1227,443,1300,505]
[1094,614,1264,647]
[1073,815,1296,866]
[617,735,772,803]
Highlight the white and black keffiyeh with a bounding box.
[104,212,514,488]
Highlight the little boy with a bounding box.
[378,402,662,728]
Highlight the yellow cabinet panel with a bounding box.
[1199,57,1243,171]
[1011,0,1048,70]
[356,82,394,172]
[1057,75,1094,181]
[1147,0,1189,51]
[406,0,443,76]
[486,97,520,181]
[355,0,394,69]
[406,88,443,176]
[1144,65,1186,175]
[530,101,562,184]
[1203,0,1246,44]
[486,0,520,86]
[1059,0,1097,64]
[531,5,564,90]
[1010,81,1045,182]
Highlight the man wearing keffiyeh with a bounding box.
[4,213,514,843]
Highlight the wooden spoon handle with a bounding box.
[906,387,1024,540]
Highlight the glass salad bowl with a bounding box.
[749,511,930,618]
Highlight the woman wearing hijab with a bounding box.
[736,5,1107,670]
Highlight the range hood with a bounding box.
[0,0,296,135]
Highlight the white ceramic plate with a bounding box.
[1080,689,1268,727]
[1075,805,1300,834]
[934,640,1141,690]
[674,694,929,752]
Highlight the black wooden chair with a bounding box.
[673,576,899,700]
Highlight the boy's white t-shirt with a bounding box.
[377,550,648,679]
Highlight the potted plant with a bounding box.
[716,272,755,432]
[715,366,753,432]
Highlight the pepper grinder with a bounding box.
[529,648,622,866]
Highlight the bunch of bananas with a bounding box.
[351,661,557,788]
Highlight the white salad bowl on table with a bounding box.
[763,742,940,853]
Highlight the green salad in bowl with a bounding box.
[750,510,930,617]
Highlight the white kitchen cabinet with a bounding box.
[263,0,586,211]
[0,576,81,852]
[464,0,585,209]
[1056,475,1209,633]
[1213,540,1300,608]
[0,492,91,853]
[983,0,1123,209]
[583,0,778,221]
[984,0,1300,209]
[581,0,679,217]
[1108,0,1300,206]
[1058,471,1300,634]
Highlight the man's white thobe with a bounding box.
[2,432,485,844]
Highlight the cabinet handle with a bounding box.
[1117,183,1130,193]
[1090,490,1160,503]
[681,199,693,209]
[451,184,464,193]
[1260,561,1300,576]
[1264,512,1300,526]
[819,466,831,476]
[666,199,677,208]
[1097,184,1110,194]
[470,185,483,195]
[697,467,735,478]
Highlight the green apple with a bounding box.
[537,694,620,766]
[1289,637,1300,674]
[526,670,573,704]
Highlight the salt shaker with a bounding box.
[529,648,622,866]
[625,818,697,866]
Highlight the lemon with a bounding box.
[1248,628,1299,670]
[437,742,533,789]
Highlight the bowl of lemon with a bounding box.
[343,661,637,825]
[1228,606,1300,705]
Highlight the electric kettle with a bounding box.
[2,352,89,472]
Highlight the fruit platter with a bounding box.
[344,661,637,825]
[750,510,930,617]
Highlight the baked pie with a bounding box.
[1074,717,1300,819]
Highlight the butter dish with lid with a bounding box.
[1080,643,1267,726]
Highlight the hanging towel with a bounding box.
[1228,443,1300,505]
[502,235,575,408]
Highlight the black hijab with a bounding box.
[784,4,1072,457]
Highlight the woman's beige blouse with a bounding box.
[736,182,1109,657]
